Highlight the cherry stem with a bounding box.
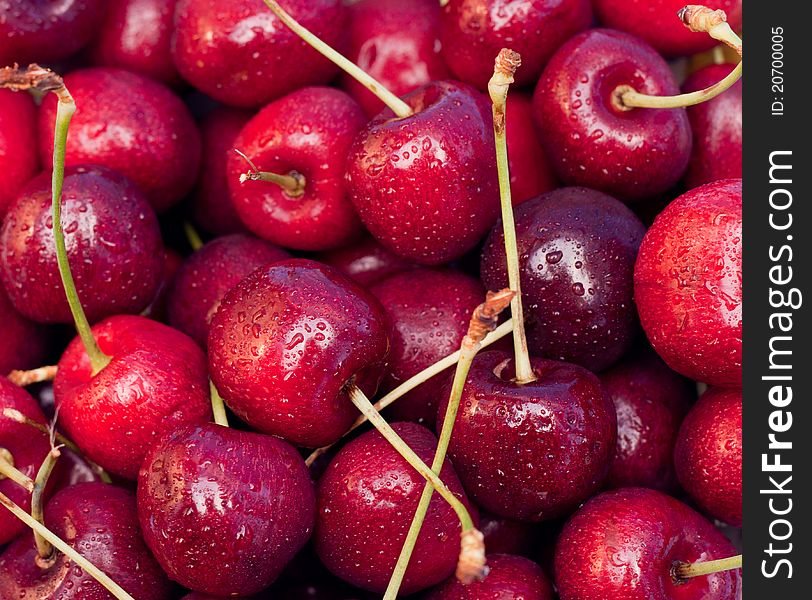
[7,365,57,386]
[0,448,34,492]
[31,445,61,561]
[672,554,742,581]
[209,381,230,427]
[234,149,307,198]
[183,221,204,252]
[488,49,536,385]
[0,490,136,599]
[304,318,513,467]
[261,1,413,118]
[384,290,514,598]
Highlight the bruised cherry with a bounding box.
[0,89,38,220]
[426,554,554,599]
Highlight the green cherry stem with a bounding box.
[210,381,230,427]
[183,221,204,252]
[0,448,34,492]
[234,149,307,198]
[672,554,743,581]
[31,445,62,562]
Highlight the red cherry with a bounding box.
[504,92,557,205]
[479,511,539,557]
[634,179,742,387]
[426,554,554,599]
[0,89,39,220]
[38,68,201,212]
[0,287,49,376]
[316,235,414,287]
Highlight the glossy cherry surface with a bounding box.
[138,423,316,596]
[554,487,741,599]
[0,166,164,325]
[208,259,389,447]
[439,350,616,521]
[316,421,475,594]
[316,235,413,287]
[505,92,557,205]
[172,0,348,107]
[675,387,742,526]
[0,89,38,220]
[0,287,48,376]
[634,179,742,387]
[426,553,554,599]
[228,87,367,250]
[38,68,201,212]
[55,315,212,479]
[532,29,692,202]
[346,81,499,264]
[481,187,645,372]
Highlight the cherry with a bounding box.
[316,235,413,287]
[315,421,475,594]
[0,482,173,599]
[438,349,617,521]
[208,259,389,447]
[0,89,38,220]
[634,178,741,387]
[38,67,201,213]
[674,387,742,526]
[88,0,180,85]
[440,0,592,90]
[600,349,695,491]
[370,267,484,427]
[481,187,645,372]
[682,63,742,188]
[554,487,741,599]
[341,0,450,117]
[54,314,212,479]
[479,512,539,557]
[138,422,315,596]
[228,86,367,251]
[172,0,348,108]
[0,287,48,376]
[504,92,557,205]
[532,29,692,202]
[0,165,164,325]
[593,0,742,57]
[0,1,105,65]
[426,553,554,599]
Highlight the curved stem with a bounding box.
[209,381,230,428]
[673,554,742,581]
[183,221,204,252]
[261,1,413,118]
[31,446,61,561]
[0,449,35,492]
[234,149,306,197]
[7,365,57,386]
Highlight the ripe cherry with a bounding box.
[0,89,38,220]
[504,92,557,205]
[316,235,413,287]
[0,287,49,376]
[426,553,554,599]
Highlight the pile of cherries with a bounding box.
[0,0,742,599]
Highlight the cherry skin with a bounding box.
[316,421,476,594]
[481,187,645,372]
[674,387,742,526]
[208,259,389,447]
[593,0,743,57]
[683,63,742,188]
[532,29,692,202]
[315,235,414,288]
[54,315,212,479]
[505,92,557,205]
[38,68,201,213]
[228,87,367,251]
[0,482,173,599]
[341,0,450,118]
[426,554,554,599]
[0,287,49,375]
[0,89,38,220]
[440,0,592,90]
[634,179,742,387]
[479,511,539,557]
[347,81,499,264]
[600,349,696,491]
[438,350,617,521]
[172,0,348,108]
[167,233,290,347]
[138,422,315,596]
[0,166,164,325]
[554,487,741,599]
[370,267,484,427]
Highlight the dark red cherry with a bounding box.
[0,482,173,599]
[370,267,483,427]
[138,423,315,596]
[479,511,539,557]
[426,554,554,599]
[54,315,212,479]
[593,0,742,57]
[228,87,367,250]
[532,29,692,202]
[316,235,413,287]
[172,0,348,108]
[600,349,695,491]
[634,179,741,387]
[0,287,49,376]
[50,448,102,490]
[316,421,475,594]
[440,0,592,90]
[0,89,39,220]
[438,350,617,521]
[0,166,164,325]
[341,0,450,117]
[168,233,290,347]
[208,259,389,447]
[38,68,201,212]
[346,81,499,264]
[481,187,645,372]
[505,92,557,205]
[0,1,105,65]
[554,487,741,599]
[683,63,742,188]
[675,387,742,526]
